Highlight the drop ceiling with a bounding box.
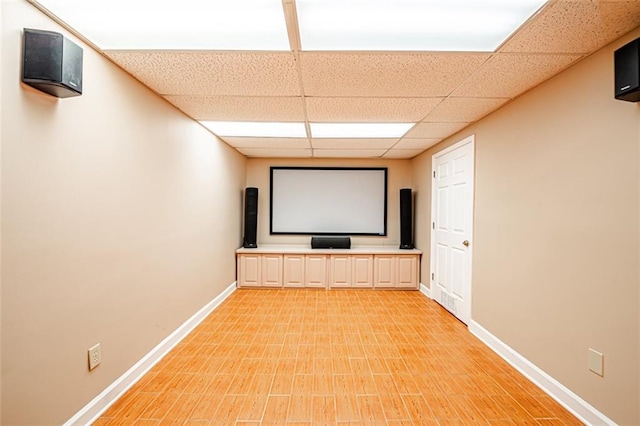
[29,0,640,159]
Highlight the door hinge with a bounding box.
[431,273,434,280]
[433,171,436,178]
[432,222,435,229]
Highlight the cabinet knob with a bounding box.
[462,240,470,247]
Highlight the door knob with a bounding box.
[462,240,469,247]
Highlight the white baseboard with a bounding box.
[419,282,431,298]
[64,282,237,426]
[469,320,616,426]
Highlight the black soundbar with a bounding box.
[311,236,351,249]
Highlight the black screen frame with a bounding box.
[269,166,388,236]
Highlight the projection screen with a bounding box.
[270,167,387,235]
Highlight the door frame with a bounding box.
[429,134,476,322]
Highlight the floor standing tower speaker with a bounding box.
[243,187,258,248]
[399,188,413,249]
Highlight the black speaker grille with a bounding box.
[243,187,258,248]
[22,28,83,98]
[23,29,63,81]
[615,38,640,102]
[399,188,413,249]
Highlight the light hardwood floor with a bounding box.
[94,289,581,425]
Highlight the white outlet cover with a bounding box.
[88,343,102,370]
[588,348,604,376]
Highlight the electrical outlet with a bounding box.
[88,343,102,370]
[588,348,604,376]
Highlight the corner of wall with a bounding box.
[1,0,4,421]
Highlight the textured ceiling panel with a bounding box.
[164,96,306,121]
[423,97,509,122]
[105,51,301,96]
[501,0,640,54]
[392,138,441,150]
[237,148,313,158]
[383,149,425,159]
[404,122,470,139]
[222,137,310,149]
[452,53,583,98]
[299,52,490,97]
[312,149,388,158]
[311,138,398,149]
[306,97,443,122]
[47,1,636,160]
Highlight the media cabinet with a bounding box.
[236,245,421,289]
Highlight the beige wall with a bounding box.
[413,29,640,425]
[3,0,639,424]
[0,1,3,423]
[1,1,247,424]
[246,158,413,248]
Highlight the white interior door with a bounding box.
[430,135,475,325]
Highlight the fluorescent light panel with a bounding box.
[310,123,414,138]
[33,0,290,50]
[201,121,307,138]
[296,0,548,51]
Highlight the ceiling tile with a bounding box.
[311,138,397,149]
[501,0,640,54]
[423,98,508,122]
[222,137,310,149]
[165,96,305,121]
[305,97,443,122]
[312,149,387,158]
[392,138,441,150]
[299,52,490,97]
[383,149,425,159]
[237,148,313,158]
[404,122,469,139]
[452,53,583,98]
[105,51,301,96]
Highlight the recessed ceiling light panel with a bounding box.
[296,0,548,51]
[33,0,291,50]
[201,121,308,138]
[310,123,414,138]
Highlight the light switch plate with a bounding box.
[588,348,604,376]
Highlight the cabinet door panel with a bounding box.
[330,255,352,287]
[284,255,305,287]
[352,255,374,288]
[396,256,418,289]
[239,254,261,287]
[374,255,395,288]
[261,255,283,287]
[305,255,327,288]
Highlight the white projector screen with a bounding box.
[270,167,387,235]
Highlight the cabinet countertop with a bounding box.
[236,245,422,255]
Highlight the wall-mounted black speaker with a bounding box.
[22,28,83,98]
[399,188,413,249]
[243,187,258,248]
[311,236,351,249]
[614,37,640,102]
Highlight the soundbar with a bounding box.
[311,236,351,249]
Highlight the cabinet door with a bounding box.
[352,255,374,288]
[238,254,261,287]
[330,255,352,288]
[283,254,305,287]
[305,255,327,288]
[261,255,283,287]
[374,255,396,288]
[396,255,418,289]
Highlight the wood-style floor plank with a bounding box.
[95,289,581,425]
